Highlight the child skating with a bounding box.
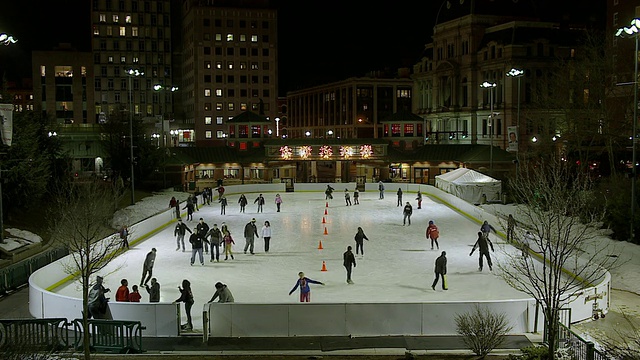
[288,272,324,302]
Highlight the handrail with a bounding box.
[0,318,70,351]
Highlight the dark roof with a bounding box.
[435,0,542,26]
[227,111,271,123]
[478,26,585,49]
[379,110,424,123]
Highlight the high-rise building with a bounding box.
[178,0,278,146]
[90,0,180,143]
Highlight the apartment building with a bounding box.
[178,0,278,146]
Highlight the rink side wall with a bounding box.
[29,183,610,338]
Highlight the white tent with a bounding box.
[435,168,502,204]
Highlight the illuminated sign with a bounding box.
[319,145,333,159]
[299,145,312,159]
[340,146,353,159]
[360,144,373,159]
[280,145,293,160]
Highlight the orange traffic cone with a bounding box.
[326,202,329,208]
[324,227,328,235]
[324,209,328,215]
[321,261,328,271]
[322,216,326,224]
[318,240,324,250]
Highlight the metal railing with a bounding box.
[0,247,68,295]
[557,322,608,360]
[72,318,145,354]
[0,318,70,351]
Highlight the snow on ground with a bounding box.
[0,228,43,251]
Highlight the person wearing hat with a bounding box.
[402,201,413,226]
[243,218,260,254]
[88,276,110,319]
[207,282,235,303]
[431,251,448,291]
[426,220,440,250]
[174,218,192,252]
[140,248,157,287]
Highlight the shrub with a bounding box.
[455,304,513,358]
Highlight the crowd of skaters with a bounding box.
[96,183,512,331]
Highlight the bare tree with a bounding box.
[603,311,640,359]
[48,181,124,360]
[497,158,620,359]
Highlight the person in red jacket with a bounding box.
[115,279,130,302]
[426,220,440,250]
[128,285,142,302]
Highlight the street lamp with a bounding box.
[480,81,497,173]
[153,84,178,147]
[305,130,311,137]
[0,33,17,46]
[275,117,280,137]
[616,19,640,241]
[126,68,144,205]
[507,68,524,179]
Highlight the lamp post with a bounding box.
[616,19,640,241]
[153,84,178,147]
[480,81,497,173]
[275,117,280,137]
[507,68,524,179]
[126,68,144,205]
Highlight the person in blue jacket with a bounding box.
[288,271,324,302]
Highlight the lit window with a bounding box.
[240,35,246,42]
[216,116,223,124]
[240,102,247,111]
[216,130,224,138]
[227,62,234,70]
[216,89,223,97]
[205,130,212,139]
[205,116,212,124]
[227,33,233,41]
[204,89,211,97]
[397,89,411,98]
[133,56,139,63]
[132,27,138,36]
[216,61,222,69]
[108,56,114,63]
[251,35,258,42]
[112,15,119,23]
[240,62,246,69]
[215,33,222,41]
[251,62,258,70]
[228,103,234,111]
[120,56,126,63]
[107,27,113,36]
[126,15,132,23]
[99,14,106,22]
[216,103,223,111]
[93,27,100,35]
[205,61,211,69]
[120,27,126,36]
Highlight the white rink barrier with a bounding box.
[205,299,536,338]
[30,184,610,338]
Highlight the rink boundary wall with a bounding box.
[29,183,610,337]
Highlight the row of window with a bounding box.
[202,33,267,43]
[204,88,271,98]
[97,54,168,68]
[203,45,270,56]
[95,77,172,91]
[202,18,269,30]
[98,39,171,52]
[204,61,268,71]
[93,25,168,39]
[93,0,166,13]
[97,12,168,25]
[203,101,269,113]
[204,75,270,84]
[97,66,171,78]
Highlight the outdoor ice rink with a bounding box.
[55,189,528,330]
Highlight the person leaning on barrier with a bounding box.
[207,282,235,303]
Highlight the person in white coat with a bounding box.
[261,221,272,253]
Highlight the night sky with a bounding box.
[0,0,601,95]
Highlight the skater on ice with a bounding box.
[238,194,248,213]
[243,218,259,254]
[403,201,413,226]
[397,188,403,206]
[344,189,352,206]
[174,218,192,252]
[289,272,325,302]
[426,220,440,250]
[353,188,359,205]
[254,194,265,213]
[325,185,334,200]
[275,193,283,212]
[343,245,356,284]
[470,231,495,271]
[174,279,194,330]
[431,251,448,290]
[416,191,422,209]
[354,226,369,256]
[140,248,156,286]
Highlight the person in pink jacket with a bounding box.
[275,194,283,212]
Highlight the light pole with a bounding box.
[480,81,497,173]
[126,68,144,205]
[616,19,640,241]
[507,68,524,179]
[275,117,280,137]
[153,84,178,147]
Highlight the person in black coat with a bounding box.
[470,231,495,271]
[431,251,448,290]
[206,223,223,262]
[243,218,259,254]
[219,195,228,215]
[254,194,265,213]
[183,201,195,221]
[174,218,192,252]
[403,202,413,226]
[189,233,204,266]
[343,246,356,284]
[196,218,210,253]
[238,194,248,213]
[174,279,194,330]
[353,227,369,256]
